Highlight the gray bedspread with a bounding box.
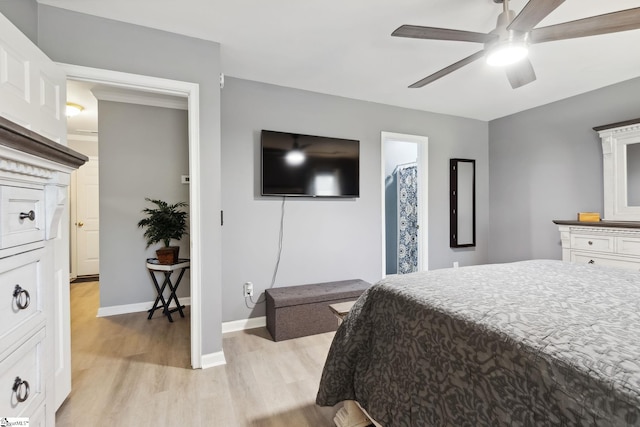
[316,260,640,426]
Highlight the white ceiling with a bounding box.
[47,0,640,121]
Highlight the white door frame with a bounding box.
[381,131,429,276]
[60,63,203,369]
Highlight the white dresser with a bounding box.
[0,117,86,425]
[554,221,640,271]
[554,119,640,272]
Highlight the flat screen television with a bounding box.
[261,130,360,198]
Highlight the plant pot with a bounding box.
[156,246,180,265]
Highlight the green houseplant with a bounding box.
[137,198,188,264]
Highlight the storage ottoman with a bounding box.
[265,279,370,341]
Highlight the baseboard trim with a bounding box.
[201,351,226,369]
[97,297,192,317]
[72,274,99,283]
[222,316,266,334]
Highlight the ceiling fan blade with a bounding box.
[505,59,537,89]
[531,7,640,44]
[507,0,566,33]
[409,50,485,88]
[392,25,497,43]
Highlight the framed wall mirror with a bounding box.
[627,142,640,206]
[596,119,640,221]
[450,158,475,248]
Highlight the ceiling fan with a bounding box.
[392,0,640,89]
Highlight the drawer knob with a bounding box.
[588,241,593,245]
[588,259,595,264]
[19,210,36,221]
[13,285,30,310]
[12,377,30,403]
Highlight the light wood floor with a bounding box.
[56,282,339,426]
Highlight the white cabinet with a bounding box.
[555,221,640,271]
[0,116,86,425]
[0,329,46,418]
[0,186,45,249]
[0,250,45,358]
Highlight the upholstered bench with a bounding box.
[265,279,370,341]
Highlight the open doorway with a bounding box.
[61,64,204,371]
[67,80,191,281]
[67,78,191,307]
[67,80,99,281]
[381,132,429,276]
[62,77,193,406]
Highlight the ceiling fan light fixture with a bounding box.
[66,102,84,117]
[485,41,529,67]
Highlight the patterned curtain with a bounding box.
[397,163,418,274]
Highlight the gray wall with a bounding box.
[98,101,190,305]
[3,0,487,350]
[221,77,489,322]
[0,0,38,43]
[488,76,640,263]
[35,5,223,355]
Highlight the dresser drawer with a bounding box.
[0,249,44,353]
[571,233,614,253]
[617,236,640,257]
[0,186,45,250]
[0,328,45,418]
[572,251,640,271]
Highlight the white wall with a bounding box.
[221,77,489,322]
[68,138,98,158]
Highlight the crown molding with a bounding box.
[0,156,55,179]
[67,133,99,143]
[91,86,188,110]
[0,115,88,169]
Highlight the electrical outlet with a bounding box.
[243,282,254,297]
[453,262,459,269]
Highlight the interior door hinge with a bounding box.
[221,210,224,226]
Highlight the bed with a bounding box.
[316,260,640,426]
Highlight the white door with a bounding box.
[75,156,100,276]
[0,11,71,415]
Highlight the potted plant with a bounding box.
[137,198,188,264]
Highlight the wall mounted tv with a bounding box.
[261,130,360,198]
